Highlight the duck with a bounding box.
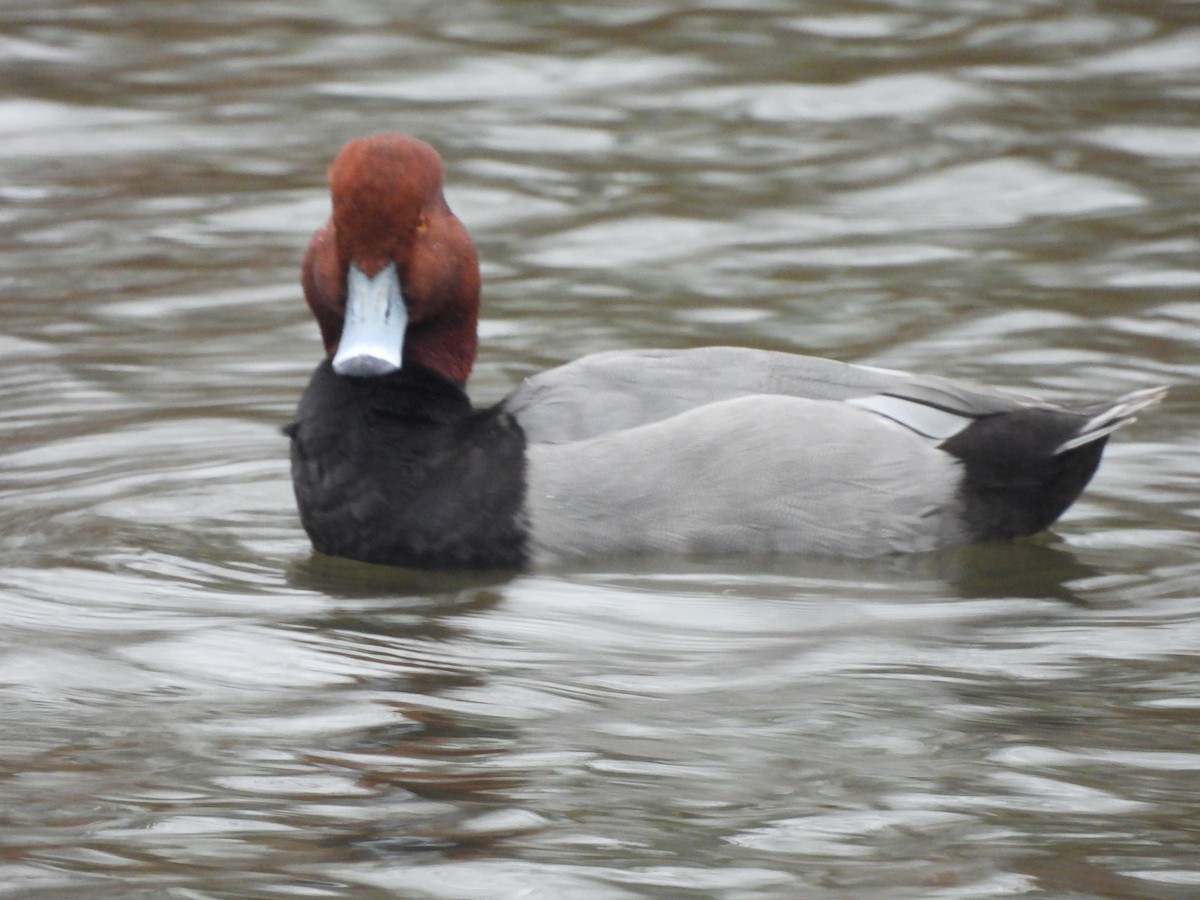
[286,133,1167,570]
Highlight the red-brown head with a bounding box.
[301,134,481,385]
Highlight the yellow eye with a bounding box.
[415,214,427,235]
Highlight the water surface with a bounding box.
[2,1,1199,897]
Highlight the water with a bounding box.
[2,1,1199,897]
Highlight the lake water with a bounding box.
[2,1,1199,897]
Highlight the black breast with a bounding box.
[286,360,528,569]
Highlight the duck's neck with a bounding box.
[402,309,477,388]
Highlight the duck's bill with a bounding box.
[332,262,407,377]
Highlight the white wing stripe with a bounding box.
[845,394,972,441]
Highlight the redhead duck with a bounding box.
[286,134,1166,569]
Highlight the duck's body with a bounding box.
[287,134,1165,570]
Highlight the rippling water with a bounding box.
[3,1,1199,897]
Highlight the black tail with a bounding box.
[942,386,1166,541]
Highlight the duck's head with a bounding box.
[302,134,481,385]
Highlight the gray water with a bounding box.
[2,1,1199,897]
